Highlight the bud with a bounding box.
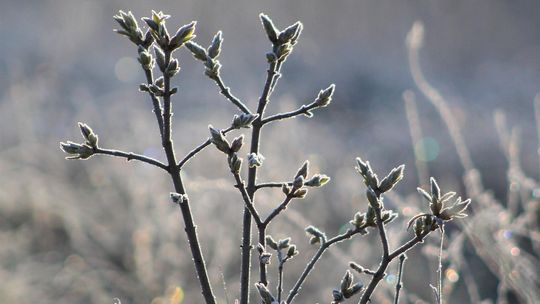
[349,262,365,274]
[78,122,98,148]
[304,174,330,187]
[274,43,292,60]
[343,282,363,298]
[314,84,335,107]
[292,188,308,198]
[349,212,365,228]
[170,192,188,204]
[170,21,196,49]
[154,76,165,88]
[185,41,208,61]
[208,125,230,154]
[295,161,309,179]
[154,47,167,72]
[286,245,298,258]
[282,184,291,195]
[232,113,259,129]
[266,235,278,250]
[278,237,291,249]
[259,14,279,44]
[60,141,94,160]
[378,165,405,193]
[255,283,275,304]
[340,270,353,292]
[247,153,265,168]
[278,22,302,45]
[292,175,304,190]
[228,154,242,174]
[207,31,223,59]
[230,135,244,153]
[366,187,380,208]
[332,289,344,302]
[165,58,180,77]
[137,45,154,70]
[260,252,272,264]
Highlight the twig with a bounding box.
[93,147,169,171]
[261,103,318,125]
[177,126,234,169]
[393,254,407,304]
[213,75,251,114]
[286,227,364,304]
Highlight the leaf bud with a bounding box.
[78,122,98,148]
[304,174,330,187]
[259,14,279,44]
[295,161,309,179]
[378,165,405,193]
[207,31,223,59]
[247,153,265,168]
[366,187,380,208]
[185,41,208,61]
[230,135,244,153]
[266,235,278,250]
[170,21,196,49]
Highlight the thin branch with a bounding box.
[261,103,318,125]
[232,171,263,226]
[436,227,445,304]
[93,147,169,171]
[286,227,365,304]
[255,182,291,190]
[263,195,293,226]
[214,75,252,114]
[393,254,407,304]
[178,126,234,168]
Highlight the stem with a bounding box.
[213,75,251,114]
[286,227,363,303]
[232,172,262,226]
[239,60,281,304]
[393,255,407,304]
[161,50,216,304]
[261,103,318,125]
[93,147,169,171]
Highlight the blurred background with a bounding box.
[1,0,539,303]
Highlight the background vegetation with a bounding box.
[1,1,539,303]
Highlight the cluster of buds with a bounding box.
[60,123,98,160]
[170,192,188,204]
[141,11,196,52]
[312,84,336,108]
[208,126,244,173]
[305,225,327,245]
[356,157,404,195]
[282,161,331,198]
[331,270,363,303]
[410,178,471,236]
[350,206,398,230]
[185,31,223,80]
[259,14,303,62]
[266,236,299,260]
[113,10,153,48]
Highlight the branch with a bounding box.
[93,147,169,171]
[232,171,263,226]
[261,102,319,125]
[286,227,365,304]
[213,75,252,114]
[178,126,234,168]
[263,195,293,226]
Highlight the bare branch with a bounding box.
[94,147,169,171]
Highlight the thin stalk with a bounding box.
[436,227,445,304]
[93,147,169,171]
[287,227,364,303]
[263,195,293,225]
[214,75,251,114]
[255,182,291,190]
[161,50,216,304]
[143,69,165,138]
[393,254,407,304]
[239,61,280,304]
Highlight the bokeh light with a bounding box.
[414,137,440,162]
